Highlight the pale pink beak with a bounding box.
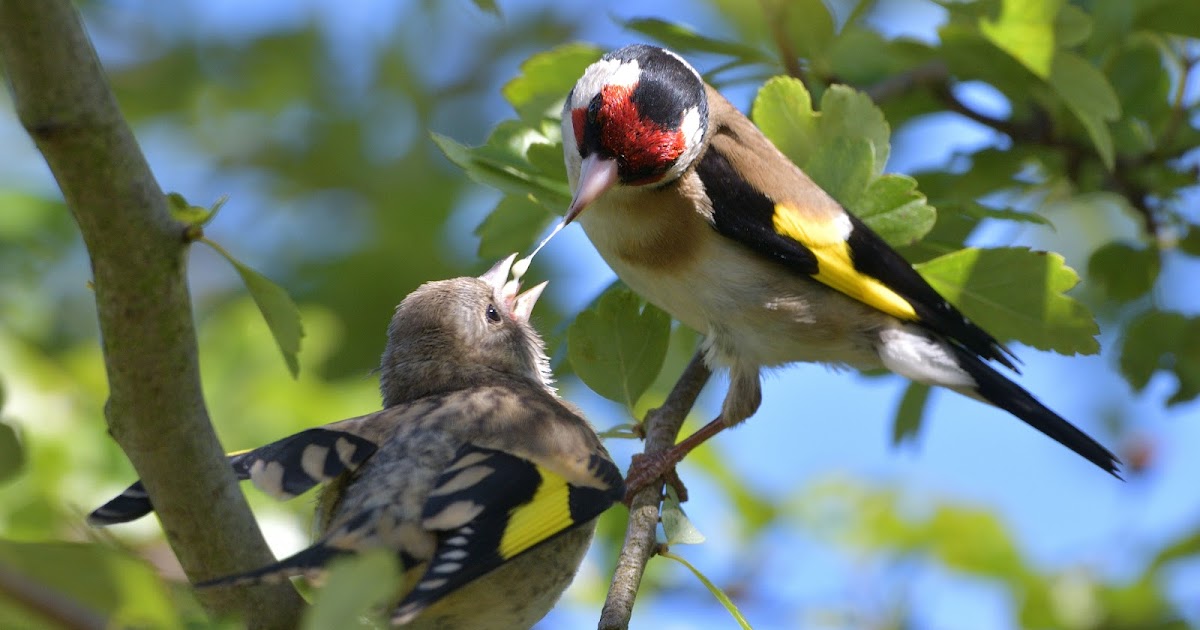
[564,154,619,224]
[478,253,547,323]
[512,281,548,322]
[479,253,517,291]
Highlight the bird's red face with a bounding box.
[569,84,690,187]
[562,45,708,223]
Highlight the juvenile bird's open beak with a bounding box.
[564,154,618,224]
[479,253,518,292]
[512,281,548,323]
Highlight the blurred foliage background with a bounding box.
[1,0,1198,628]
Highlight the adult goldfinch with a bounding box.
[90,256,625,629]
[560,44,1119,490]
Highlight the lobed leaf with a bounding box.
[915,247,1099,355]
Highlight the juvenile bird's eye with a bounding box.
[486,304,502,323]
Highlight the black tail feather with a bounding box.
[195,541,350,588]
[947,344,1122,478]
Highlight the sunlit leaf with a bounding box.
[980,0,1062,78]
[205,239,305,378]
[567,286,670,408]
[502,43,601,122]
[662,486,706,545]
[916,247,1099,355]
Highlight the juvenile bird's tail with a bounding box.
[194,541,350,588]
[945,344,1122,477]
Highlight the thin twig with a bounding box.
[599,351,711,630]
[0,1,304,626]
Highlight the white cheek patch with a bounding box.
[664,105,707,182]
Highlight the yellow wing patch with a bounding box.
[772,205,918,321]
[498,466,574,560]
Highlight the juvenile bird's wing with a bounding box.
[392,442,623,624]
[696,89,1016,369]
[87,413,388,526]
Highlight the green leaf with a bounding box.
[502,43,602,122]
[431,128,571,210]
[1054,3,1093,47]
[166,192,226,227]
[0,541,181,629]
[205,240,305,377]
[915,247,1099,355]
[980,0,1063,78]
[752,76,819,168]
[1120,310,1200,405]
[620,18,771,64]
[567,286,671,408]
[752,79,890,175]
[892,383,931,446]
[1087,242,1161,302]
[803,136,873,208]
[778,0,836,63]
[475,195,555,259]
[1048,51,1120,170]
[659,550,753,630]
[302,550,402,630]
[818,85,891,175]
[662,486,706,545]
[1135,0,1200,38]
[857,175,937,247]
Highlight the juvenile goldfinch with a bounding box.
[560,44,1120,490]
[90,255,625,629]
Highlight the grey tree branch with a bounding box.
[0,1,304,626]
[599,351,711,630]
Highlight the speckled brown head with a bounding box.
[379,255,551,406]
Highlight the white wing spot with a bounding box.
[300,444,330,481]
[250,460,291,499]
[433,562,462,574]
[445,451,491,472]
[334,437,357,466]
[423,501,485,530]
[427,466,492,497]
[445,536,469,546]
[418,578,448,591]
[440,549,468,561]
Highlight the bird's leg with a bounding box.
[623,364,761,504]
[623,418,728,503]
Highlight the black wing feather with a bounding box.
[696,146,1017,369]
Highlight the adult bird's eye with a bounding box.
[486,304,502,323]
